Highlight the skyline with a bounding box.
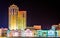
[0,0,60,30]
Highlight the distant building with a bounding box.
[41,30,48,37]
[24,29,33,37]
[7,30,10,37]
[51,25,58,30]
[37,30,42,37]
[25,27,34,30]
[13,30,19,37]
[56,23,60,30]
[9,30,13,37]
[57,23,60,30]
[48,30,55,37]
[25,27,35,37]
[33,25,41,30]
[56,30,60,37]
[1,28,8,37]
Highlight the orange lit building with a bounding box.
[33,25,41,37]
[57,23,60,30]
[56,26,60,30]
[55,23,60,30]
[33,25,41,30]
[17,11,27,30]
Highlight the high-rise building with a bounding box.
[9,4,27,30]
[17,11,26,30]
[8,4,19,30]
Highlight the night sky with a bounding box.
[0,0,60,30]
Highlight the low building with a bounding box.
[41,30,48,37]
[33,25,41,30]
[1,28,8,37]
[51,25,58,30]
[48,30,55,37]
[7,30,10,37]
[37,30,42,37]
[56,30,60,37]
[24,29,33,37]
[56,23,60,30]
[0,28,2,37]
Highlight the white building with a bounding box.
[24,29,33,37]
[48,30,55,37]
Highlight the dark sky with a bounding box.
[0,0,60,30]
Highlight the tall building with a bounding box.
[17,11,27,30]
[8,4,19,30]
[9,4,27,30]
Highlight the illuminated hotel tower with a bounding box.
[9,4,19,30]
[9,4,27,30]
[17,11,27,30]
